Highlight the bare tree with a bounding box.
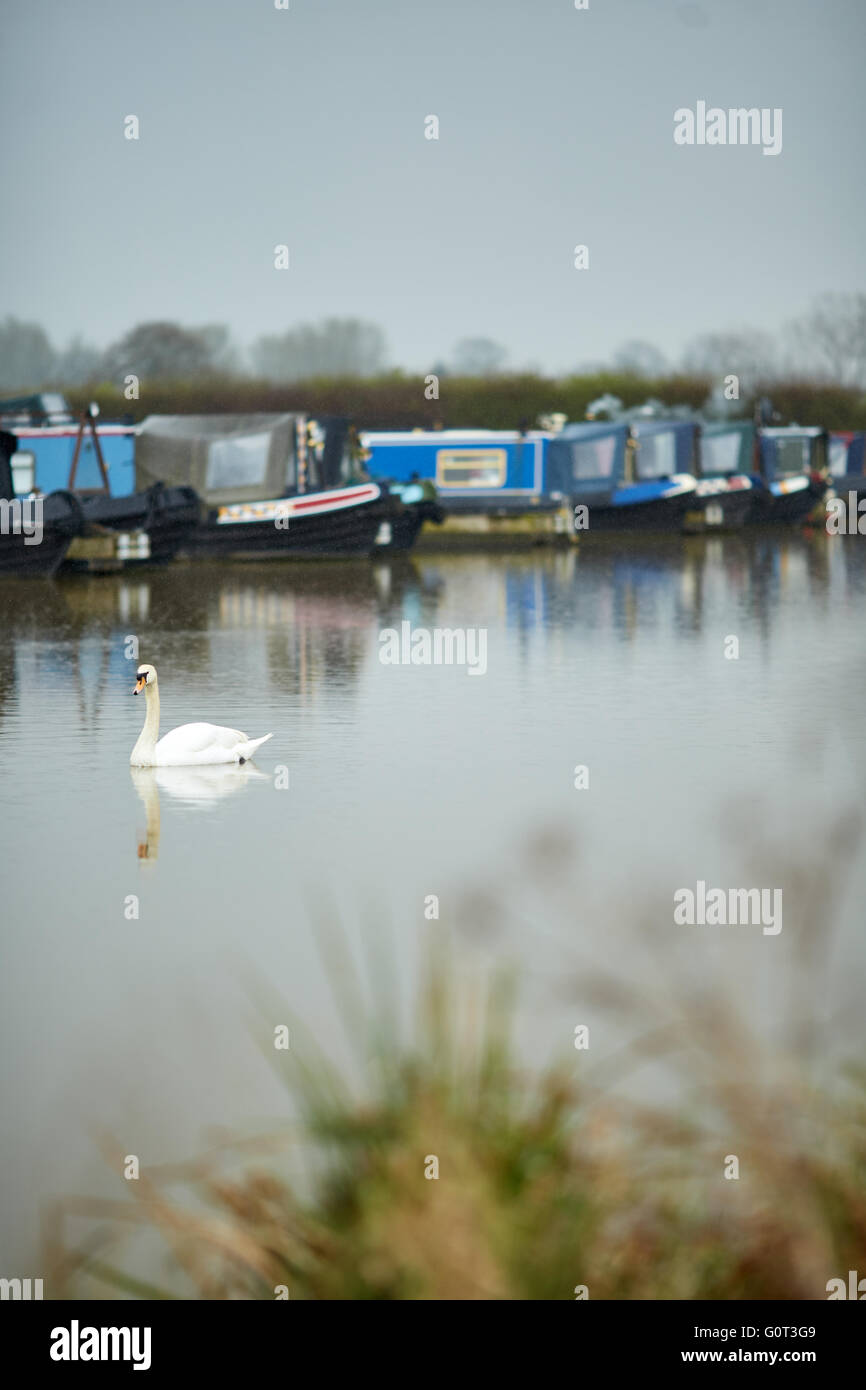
[681,329,778,390]
[451,337,508,376]
[101,321,231,381]
[0,317,56,393]
[786,293,866,388]
[53,336,103,387]
[610,340,669,377]
[250,318,387,381]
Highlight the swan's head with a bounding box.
[133,663,158,696]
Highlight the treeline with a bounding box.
[64,372,866,431]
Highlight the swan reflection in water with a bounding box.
[131,763,270,861]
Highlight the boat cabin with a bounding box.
[758,426,829,484]
[0,393,136,497]
[360,429,552,512]
[699,420,758,478]
[830,432,866,495]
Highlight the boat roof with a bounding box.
[0,392,74,425]
[361,429,549,443]
[761,426,826,438]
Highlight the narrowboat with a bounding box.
[546,420,701,532]
[693,420,758,529]
[629,418,754,531]
[379,478,445,552]
[0,393,136,495]
[360,428,573,544]
[753,427,829,524]
[0,429,84,577]
[135,413,407,560]
[830,432,866,501]
[0,395,199,570]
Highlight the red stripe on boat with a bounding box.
[292,487,379,512]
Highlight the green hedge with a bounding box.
[67,372,866,431]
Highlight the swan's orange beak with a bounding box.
[133,676,146,695]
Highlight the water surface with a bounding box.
[2,534,865,1275]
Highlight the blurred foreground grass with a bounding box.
[47,939,866,1301]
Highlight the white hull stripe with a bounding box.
[10,426,135,437]
[216,483,381,525]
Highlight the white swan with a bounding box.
[130,663,273,768]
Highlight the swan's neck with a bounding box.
[131,683,161,763]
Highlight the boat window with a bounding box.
[829,439,849,476]
[40,393,73,423]
[11,451,35,494]
[436,449,507,488]
[566,436,617,480]
[637,431,677,478]
[701,432,743,475]
[206,432,271,489]
[773,438,810,476]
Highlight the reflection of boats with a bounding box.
[131,763,268,860]
[136,414,420,560]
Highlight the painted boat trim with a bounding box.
[215,483,381,525]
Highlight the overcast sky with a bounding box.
[2,0,864,374]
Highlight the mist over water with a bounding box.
[2,535,865,1273]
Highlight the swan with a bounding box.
[130,663,273,767]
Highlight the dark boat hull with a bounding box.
[0,490,83,577]
[683,484,754,533]
[181,483,392,560]
[76,484,201,567]
[377,498,446,553]
[578,490,698,533]
[748,479,827,525]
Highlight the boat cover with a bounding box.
[136,414,301,506]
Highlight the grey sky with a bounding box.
[2,0,864,374]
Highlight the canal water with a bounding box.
[2,534,865,1276]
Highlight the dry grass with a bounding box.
[44,948,866,1300]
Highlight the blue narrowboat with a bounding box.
[547,420,702,531]
[628,418,755,531]
[363,421,711,535]
[0,393,136,496]
[0,394,200,570]
[753,426,829,523]
[360,428,572,542]
[0,429,84,576]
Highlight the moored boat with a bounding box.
[629,418,754,532]
[360,427,574,546]
[0,431,84,577]
[829,431,866,501]
[1,396,198,571]
[547,420,700,532]
[136,413,401,559]
[752,426,829,524]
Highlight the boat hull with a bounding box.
[0,490,83,577]
[748,479,827,525]
[578,490,698,533]
[180,484,392,560]
[683,483,754,533]
[67,484,202,569]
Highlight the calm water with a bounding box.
[2,534,866,1274]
